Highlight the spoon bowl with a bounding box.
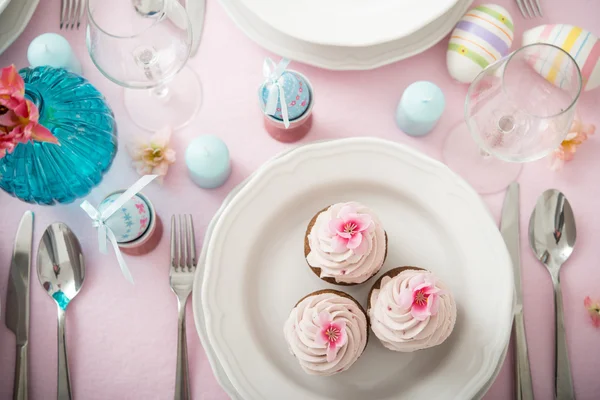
[528,189,576,400]
[529,189,576,269]
[37,223,85,400]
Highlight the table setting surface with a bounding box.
[1,0,600,399]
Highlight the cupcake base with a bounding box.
[304,206,388,286]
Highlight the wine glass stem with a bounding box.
[152,84,171,101]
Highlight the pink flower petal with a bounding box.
[329,218,346,235]
[411,302,430,321]
[0,110,19,127]
[326,344,337,362]
[346,232,363,250]
[337,204,357,220]
[319,311,332,326]
[315,329,328,345]
[353,234,369,255]
[331,235,349,253]
[353,214,373,232]
[584,296,592,308]
[592,314,600,328]
[428,293,440,315]
[29,123,58,144]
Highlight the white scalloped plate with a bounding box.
[219,0,473,70]
[0,0,39,55]
[198,138,513,399]
[238,0,458,47]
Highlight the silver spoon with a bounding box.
[529,189,576,400]
[37,223,85,400]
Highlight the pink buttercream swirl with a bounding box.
[307,202,385,284]
[283,292,368,376]
[369,269,456,352]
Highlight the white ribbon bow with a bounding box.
[80,175,158,284]
[263,57,291,128]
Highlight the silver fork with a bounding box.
[516,0,543,18]
[60,0,86,30]
[169,215,197,400]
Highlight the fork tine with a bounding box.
[72,0,79,29]
[182,215,189,270]
[60,0,66,29]
[523,0,534,18]
[77,0,86,29]
[177,215,183,269]
[66,0,73,29]
[533,0,543,17]
[170,215,176,267]
[515,0,527,18]
[186,215,196,268]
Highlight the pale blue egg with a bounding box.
[98,193,152,243]
[260,71,311,121]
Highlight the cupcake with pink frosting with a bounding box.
[304,202,387,286]
[367,267,457,352]
[283,289,369,376]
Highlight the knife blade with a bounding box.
[500,183,534,400]
[5,210,33,400]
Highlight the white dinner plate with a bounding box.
[0,0,39,55]
[200,138,514,399]
[239,0,458,47]
[219,0,472,70]
[0,0,12,16]
[192,141,512,400]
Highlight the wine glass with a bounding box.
[442,43,582,194]
[86,0,202,130]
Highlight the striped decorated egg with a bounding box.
[523,25,600,91]
[447,4,514,83]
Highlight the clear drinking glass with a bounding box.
[443,44,582,194]
[86,0,202,130]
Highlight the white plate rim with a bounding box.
[238,0,459,47]
[218,0,473,71]
[0,0,39,56]
[191,149,513,400]
[198,137,514,399]
[0,0,12,17]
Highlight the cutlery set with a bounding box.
[4,212,197,400]
[502,184,578,400]
[5,214,84,400]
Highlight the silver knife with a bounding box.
[500,183,534,400]
[5,211,34,400]
[185,0,206,56]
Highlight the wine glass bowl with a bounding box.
[86,0,202,130]
[467,44,581,163]
[443,44,582,194]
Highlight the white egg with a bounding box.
[447,4,514,83]
[522,24,600,91]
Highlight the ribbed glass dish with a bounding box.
[0,67,117,205]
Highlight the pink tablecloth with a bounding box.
[1,0,600,399]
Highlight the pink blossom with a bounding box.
[128,126,176,182]
[0,64,25,109]
[328,204,372,255]
[584,296,600,328]
[0,65,57,158]
[549,115,595,171]
[315,311,347,362]
[399,273,442,321]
